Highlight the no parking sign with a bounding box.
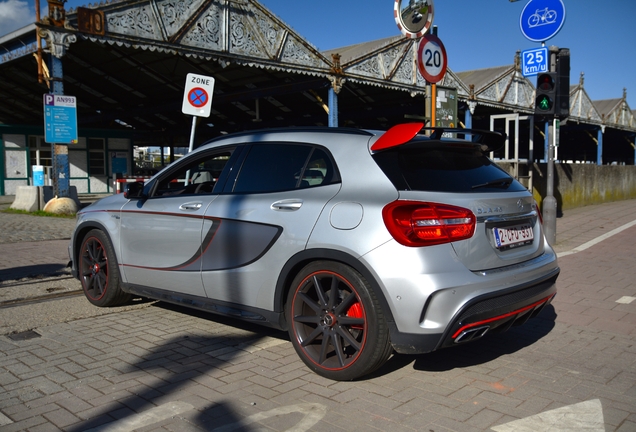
[182,73,215,117]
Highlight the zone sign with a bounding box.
[182,73,215,117]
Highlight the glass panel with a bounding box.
[88,138,105,175]
[233,144,312,193]
[154,149,234,197]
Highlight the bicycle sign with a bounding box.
[527,7,557,28]
[521,47,548,77]
[519,0,565,42]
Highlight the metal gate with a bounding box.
[490,113,535,191]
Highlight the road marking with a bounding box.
[0,412,12,426]
[491,399,604,431]
[616,296,636,304]
[84,401,194,432]
[558,219,636,257]
[81,401,325,432]
[213,403,327,432]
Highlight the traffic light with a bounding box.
[535,72,557,117]
[555,48,570,119]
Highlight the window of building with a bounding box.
[88,138,106,175]
[29,136,52,168]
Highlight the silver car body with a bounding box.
[70,125,558,373]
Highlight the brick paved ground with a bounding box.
[0,198,635,431]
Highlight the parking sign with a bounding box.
[182,73,215,117]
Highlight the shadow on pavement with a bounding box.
[66,302,288,431]
[63,300,556,429]
[0,263,69,282]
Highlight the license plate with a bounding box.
[493,224,534,249]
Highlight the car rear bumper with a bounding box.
[389,269,558,354]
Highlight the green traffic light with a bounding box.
[536,95,552,111]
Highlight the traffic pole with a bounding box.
[543,119,558,245]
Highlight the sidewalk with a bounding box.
[551,199,636,253]
[0,199,635,431]
[0,194,105,281]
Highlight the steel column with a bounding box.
[328,87,338,128]
[597,127,604,165]
[50,54,70,198]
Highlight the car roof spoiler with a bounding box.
[370,123,506,153]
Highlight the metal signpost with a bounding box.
[416,31,447,130]
[43,94,78,198]
[519,0,566,246]
[182,73,215,153]
[394,0,445,130]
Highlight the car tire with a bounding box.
[79,229,131,307]
[287,261,393,380]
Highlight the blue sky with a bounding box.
[2,0,634,108]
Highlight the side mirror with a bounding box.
[123,181,145,199]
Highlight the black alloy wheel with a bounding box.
[79,229,130,307]
[287,261,392,380]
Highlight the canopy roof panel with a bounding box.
[0,0,633,142]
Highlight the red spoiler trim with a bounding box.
[370,122,424,151]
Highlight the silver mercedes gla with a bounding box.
[69,124,559,380]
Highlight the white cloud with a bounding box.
[0,0,35,36]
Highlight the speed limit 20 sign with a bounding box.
[417,33,448,84]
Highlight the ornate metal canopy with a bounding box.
[0,0,633,145]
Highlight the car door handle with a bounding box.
[271,199,303,211]
[180,202,203,211]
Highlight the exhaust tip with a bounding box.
[454,325,489,344]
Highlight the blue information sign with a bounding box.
[521,47,549,77]
[519,0,566,43]
[43,94,78,144]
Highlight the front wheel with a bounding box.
[286,261,393,380]
[78,229,131,307]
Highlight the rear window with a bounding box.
[373,142,527,193]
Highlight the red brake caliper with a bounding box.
[346,302,364,330]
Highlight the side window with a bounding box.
[152,149,233,197]
[300,148,336,187]
[233,144,312,193]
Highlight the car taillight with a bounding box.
[382,201,476,247]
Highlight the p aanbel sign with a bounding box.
[43,94,78,144]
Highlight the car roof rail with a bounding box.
[202,126,374,146]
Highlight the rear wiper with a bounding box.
[471,177,513,190]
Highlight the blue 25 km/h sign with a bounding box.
[520,0,566,42]
[521,47,548,77]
